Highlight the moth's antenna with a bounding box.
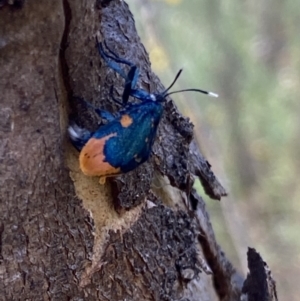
[162,69,183,95]
[162,69,218,98]
[166,88,218,98]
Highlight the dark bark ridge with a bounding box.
[0,1,94,299]
[242,248,278,301]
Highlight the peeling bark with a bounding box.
[242,248,278,301]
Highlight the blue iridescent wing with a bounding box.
[103,101,163,172]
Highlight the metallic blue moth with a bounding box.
[68,40,218,184]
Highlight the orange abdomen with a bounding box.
[79,134,120,177]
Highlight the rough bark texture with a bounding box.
[0,1,94,300]
[242,248,278,301]
[0,0,278,300]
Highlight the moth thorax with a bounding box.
[150,94,156,101]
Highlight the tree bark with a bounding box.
[0,1,277,300]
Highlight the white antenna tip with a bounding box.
[208,92,219,98]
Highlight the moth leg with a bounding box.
[99,40,135,70]
[102,40,139,98]
[95,109,116,122]
[97,40,139,105]
[97,42,128,79]
[78,97,116,122]
[122,65,139,105]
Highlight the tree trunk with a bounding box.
[0,1,277,300]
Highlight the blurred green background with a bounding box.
[131,0,299,299]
